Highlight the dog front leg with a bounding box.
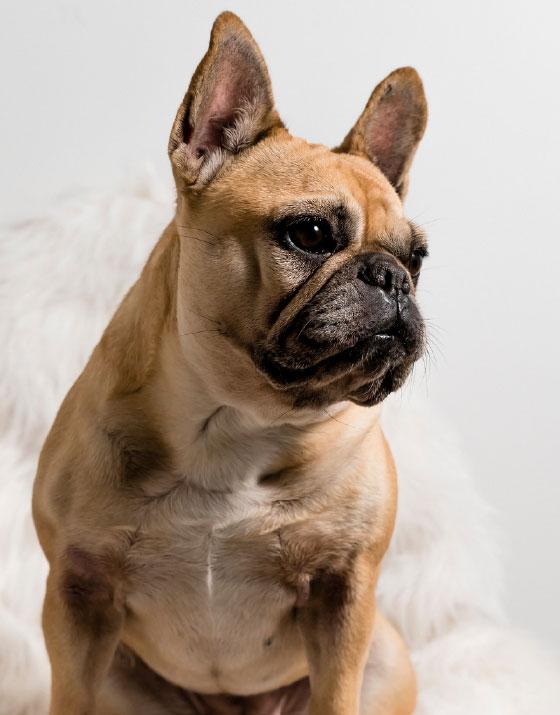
[42,551,125,715]
[298,551,378,715]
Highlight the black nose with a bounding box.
[358,254,410,295]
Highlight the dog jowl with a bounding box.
[33,11,428,715]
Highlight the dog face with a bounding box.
[169,13,428,410]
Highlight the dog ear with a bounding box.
[337,67,427,199]
[169,12,283,189]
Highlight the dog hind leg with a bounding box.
[359,611,416,715]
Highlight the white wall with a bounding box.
[2,1,559,646]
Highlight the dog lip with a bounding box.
[253,331,409,392]
[275,333,397,370]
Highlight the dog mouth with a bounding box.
[253,322,422,408]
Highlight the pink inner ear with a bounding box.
[206,55,243,118]
[189,43,265,155]
[366,88,415,186]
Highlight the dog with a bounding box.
[32,11,428,715]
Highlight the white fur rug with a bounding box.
[1,172,559,715]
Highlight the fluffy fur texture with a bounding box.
[1,171,558,715]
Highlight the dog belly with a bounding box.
[123,529,309,695]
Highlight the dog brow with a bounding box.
[408,221,428,249]
[371,222,428,261]
[271,196,351,222]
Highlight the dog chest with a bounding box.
[120,471,377,694]
[121,506,306,692]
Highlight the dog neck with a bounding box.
[149,320,375,490]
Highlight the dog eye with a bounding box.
[285,219,336,255]
[409,249,425,276]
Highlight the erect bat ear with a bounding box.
[336,67,428,199]
[168,12,284,189]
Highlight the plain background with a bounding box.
[2,1,559,646]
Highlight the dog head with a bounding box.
[168,12,428,411]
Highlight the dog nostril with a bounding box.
[358,260,404,294]
[381,267,393,292]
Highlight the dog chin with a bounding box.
[347,362,413,407]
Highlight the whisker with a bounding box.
[184,308,222,325]
[176,223,220,238]
[268,406,296,428]
[266,407,312,435]
[296,319,313,340]
[408,212,447,230]
[176,233,215,248]
[320,406,359,430]
[176,223,223,242]
[178,329,223,337]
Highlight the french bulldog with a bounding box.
[33,11,428,715]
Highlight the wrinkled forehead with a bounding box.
[205,136,410,248]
